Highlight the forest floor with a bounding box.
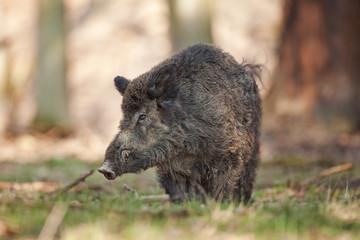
[0,153,359,240]
[2,1,359,238]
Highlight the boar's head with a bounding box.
[98,64,182,180]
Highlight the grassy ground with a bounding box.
[0,158,359,240]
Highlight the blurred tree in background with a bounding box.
[0,4,31,137]
[0,3,11,136]
[168,0,213,52]
[33,0,71,135]
[266,0,360,133]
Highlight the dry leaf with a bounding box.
[0,181,59,192]
[0,220,17,237]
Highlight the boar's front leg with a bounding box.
[157,169,207,203]
[156,171,189,203]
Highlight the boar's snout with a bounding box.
[98,162,116,180]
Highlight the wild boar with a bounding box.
[98,43,261,203]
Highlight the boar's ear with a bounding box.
[147,64,178,100]
[114,76,130,95]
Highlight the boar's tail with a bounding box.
[242,62,264,93]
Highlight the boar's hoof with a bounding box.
[98,166,116,180]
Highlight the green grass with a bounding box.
[0,159,359,240]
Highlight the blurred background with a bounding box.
[0,0,359,164]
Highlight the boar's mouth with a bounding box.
[98,162,117,180]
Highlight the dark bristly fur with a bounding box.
[99,43,262,203]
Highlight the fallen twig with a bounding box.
[37,202,67,240]
[303,163,353,188]
[122,184,170,201]
[122,184,139,198]
[315,163,353,180]
[139,194,169,202]
[59,169,95,194]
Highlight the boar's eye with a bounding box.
[138,113,146,121]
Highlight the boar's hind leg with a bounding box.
[239,157,259,204]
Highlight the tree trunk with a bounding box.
[168,0,213,53]
[0,3,9,137]
[34,0,71,134]
[265,0,360,133]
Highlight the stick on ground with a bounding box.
[315,163,353,180]
[139,194,169,201]
[59,169,95,194]
[122,184,170,201]
[303,163,353,188]
[36,202,67,240]
[122,184,139,198]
